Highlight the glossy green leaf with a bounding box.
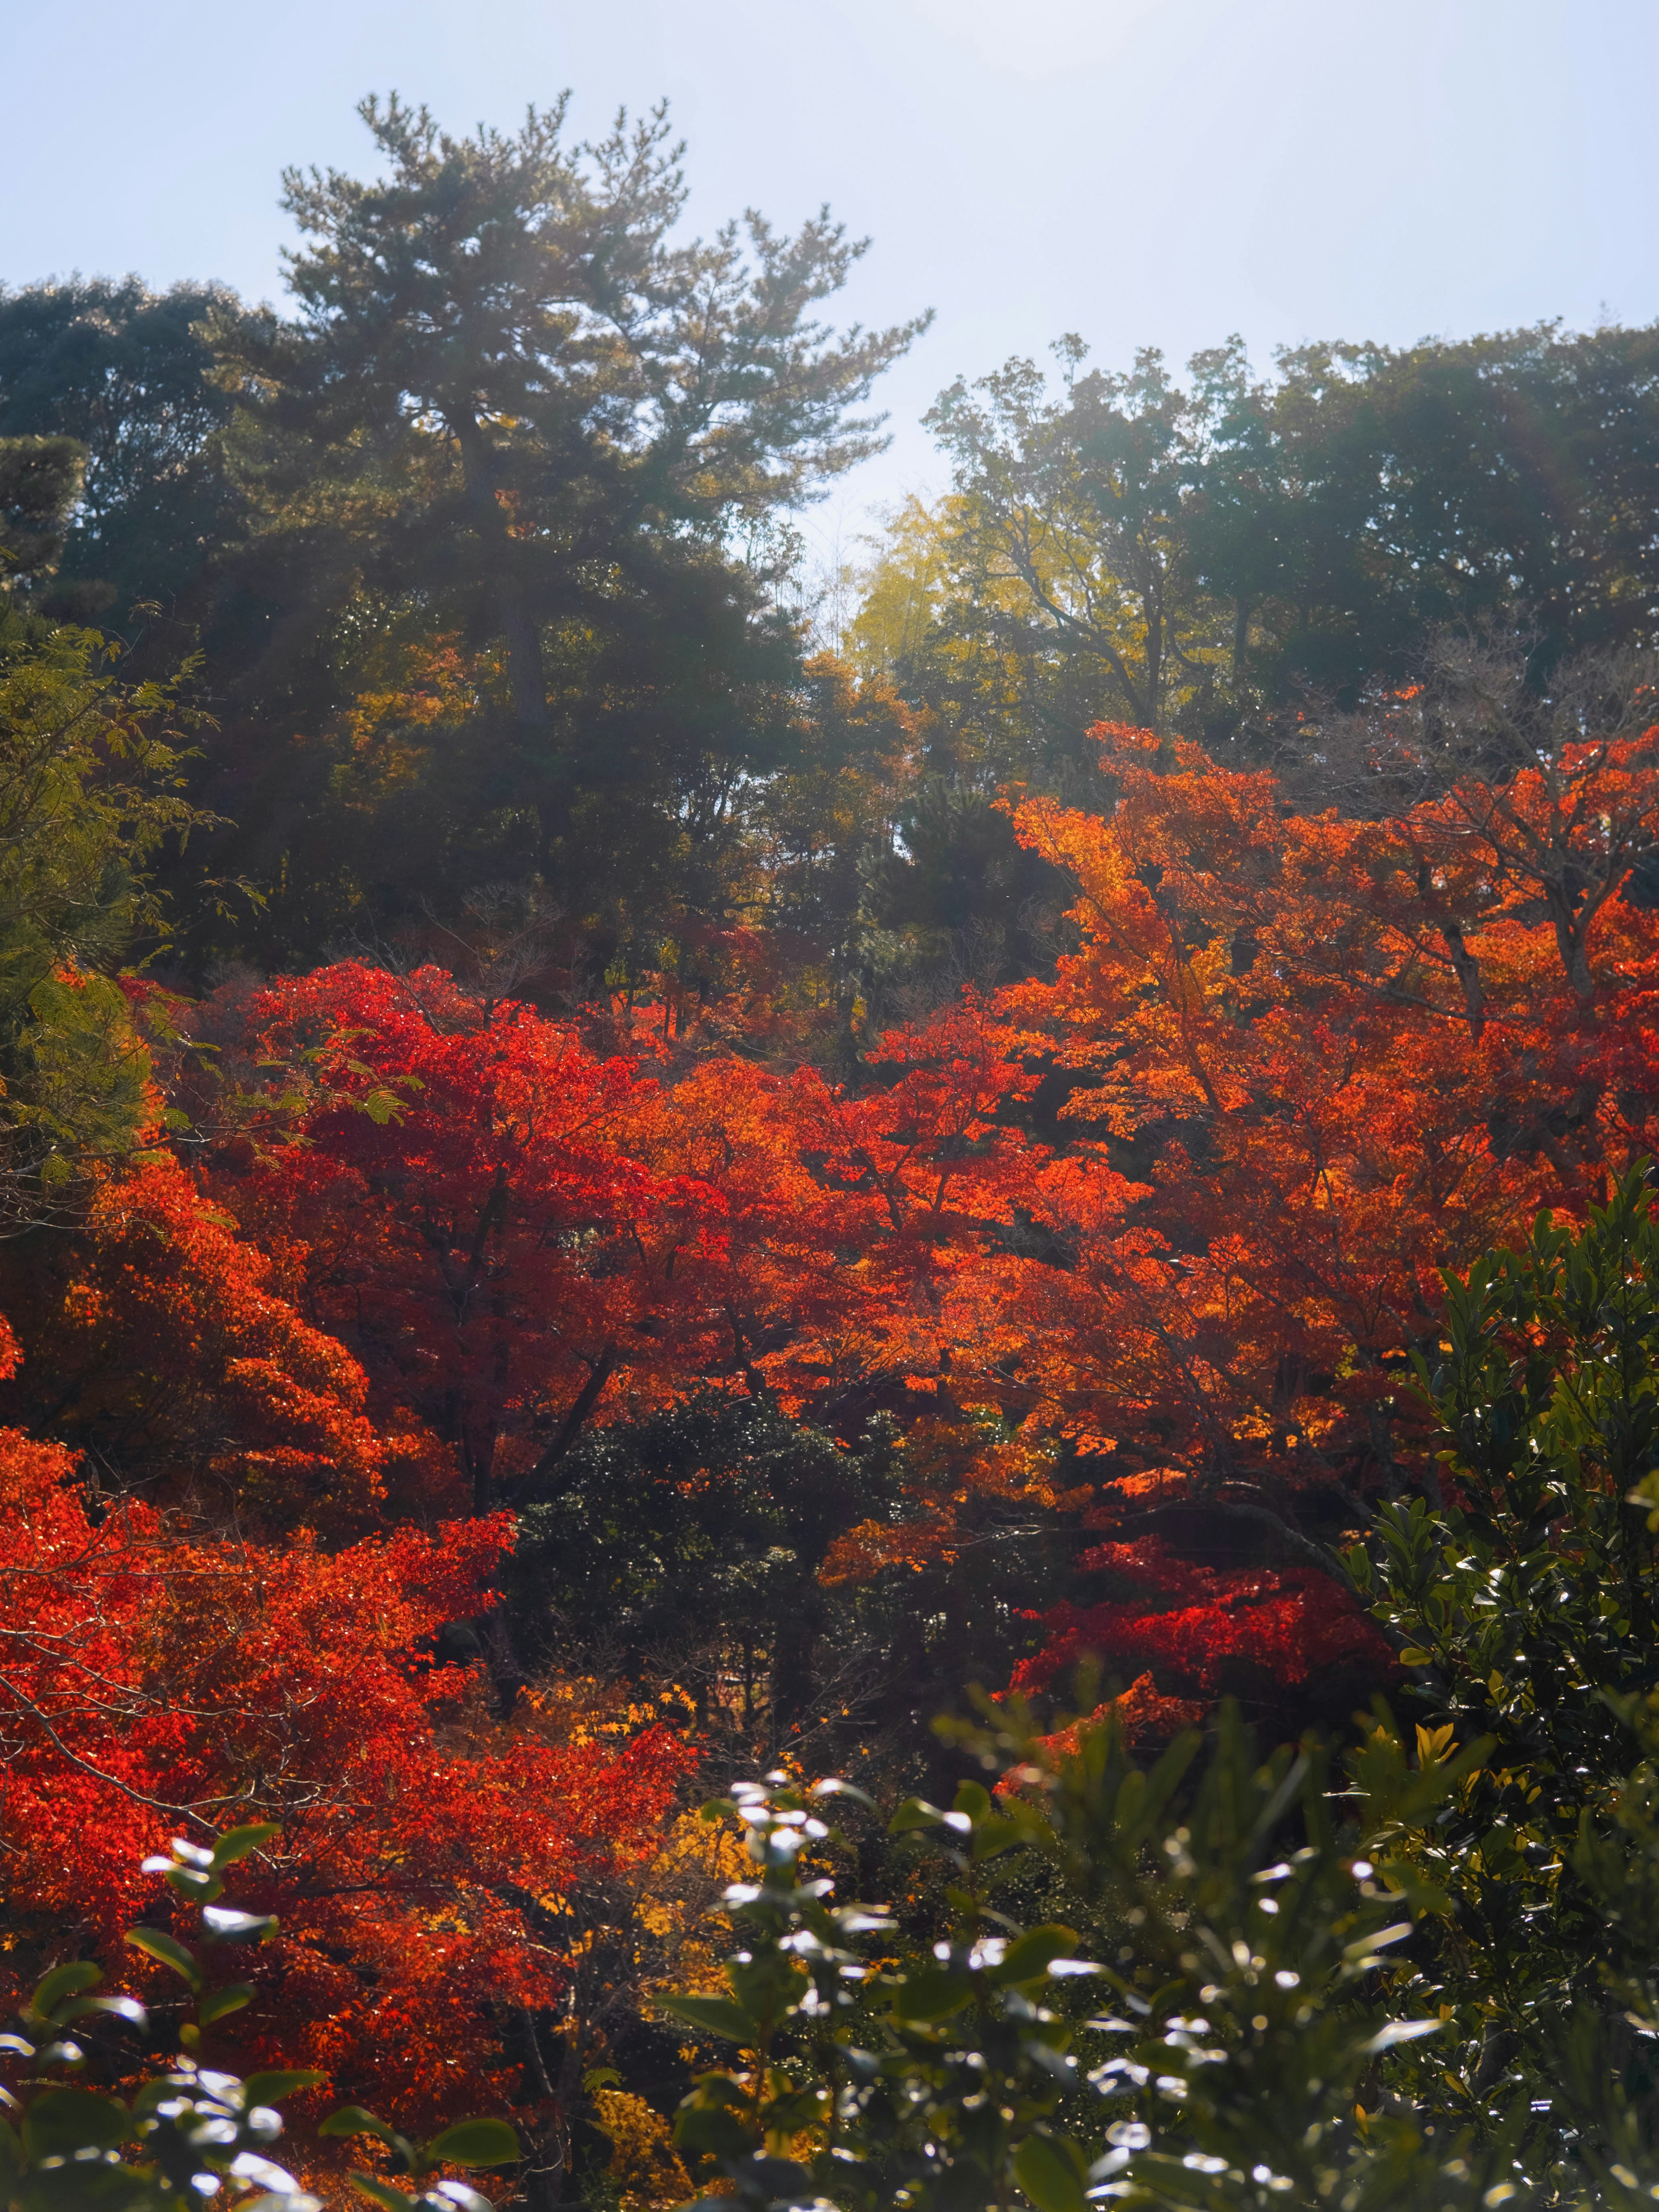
[22,2087,130,2159]
[320,2103,400,2144]
[244,2069,324,2106]
[162,1865,222,1901]
[990,1923,1079,1985]
[124,1926,201,1990]
[62,1995,147,2028]
[1013,2131,1090,2212]
[671,2102,755,2160]
[890,1965,973,2021]
[425,2183,493,2212]
[889,1796,950,1834]
[210,1821,281,1869]
[199,1983,256,2027]
[28,1961,102,2021]
[349,2180,413,2210]
[201,1905,278,1941]
[426,2116,521,2166]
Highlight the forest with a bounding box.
[4,89,1659,2212]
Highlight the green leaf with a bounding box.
[62,1995,147,2028]
[349,2182,413,2210]
[320,2104,400,2144]
[809,1778,876,1809]
[969,1814,1026,1862]
[210,1821,280,1870]
[199,1983,256,2027]
[125,1926,201,1990]
[656,1994,758,2044]
[243,2069,324,2107]
[28,1961,102,2021]
[890,1796,950,1834]
[426,2117,521,2167]
[1013,2132,1090,2212]
[1344,1921,1413,1962]
[132,2079,185,2117]
[990,1924,1079,1985]
[22,2087,130,2159]
[162,1866,223,1903]
[1362,2018,1442,2053]
[673,2103,759,2159]
[890,1966,973,2021]
[201,1905,278,1941]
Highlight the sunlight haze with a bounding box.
[1,0,1649,556]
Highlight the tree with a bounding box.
[660,1722,1535,2212]
[237,92,920,731]
[0,279,242,631]
[175,960,1046,1524]
[849,492,1106,793]
[801,691,1659,1727]
[1006,1533,1392,1719]
[504,1393,900,1748]
[925,343,1228,747]
[1187,323,1659,708]
[665,1247,1659,2212]
[984,711,1659,1481]
[0,436,84,598]
[0,1152,426,1537]
[183,959,729,1516]
[173,95,926,980]
[746,654,919,1061]
[878,322,1659,797]
[0,623,206,1216]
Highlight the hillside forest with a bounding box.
[7,91,1659,2212]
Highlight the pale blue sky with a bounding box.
[3,0,1653,559]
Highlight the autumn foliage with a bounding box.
[3,694,1659,2173]
[0,1321,690,2129]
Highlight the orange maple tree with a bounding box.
[826,713,1659,1710]
[986,720,1659,1477]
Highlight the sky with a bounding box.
[2,0,1653,572]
